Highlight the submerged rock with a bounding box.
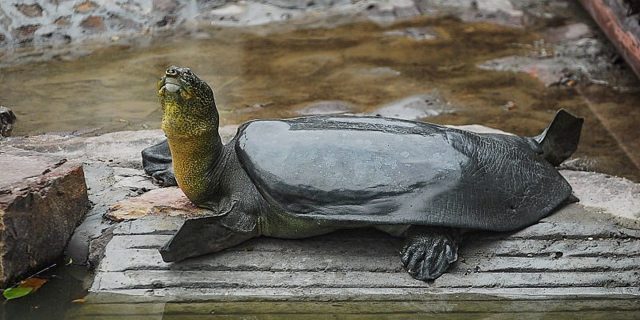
[477,33,638,89]
[384,26,437,40]
[370,92,453,120]
[0,153,88,288]
[296,100,355,116]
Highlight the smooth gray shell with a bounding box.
[235,116,572,232]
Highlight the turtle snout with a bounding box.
[166,66,180,77]
[165,66,193,78]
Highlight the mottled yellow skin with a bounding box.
[163,130,220,204]
[157,70,222,205]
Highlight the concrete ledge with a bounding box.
[88,170,640,300]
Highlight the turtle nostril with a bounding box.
[166,68,178,77]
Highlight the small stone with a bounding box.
[14,24,41,40]
[15,3,43,17]
[54,16,71,26]
[80,16,105,31]
[74,0,98,13]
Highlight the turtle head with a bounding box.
[158,66,219,138]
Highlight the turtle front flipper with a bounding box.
[400,226,460,281]
[160,215,259,262]
[142,139,177,187]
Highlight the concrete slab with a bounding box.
[88,170,640,300]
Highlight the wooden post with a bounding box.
[580,0,640,78]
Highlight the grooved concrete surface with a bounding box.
[90,171,640,301]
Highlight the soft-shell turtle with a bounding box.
[142,66,583,280]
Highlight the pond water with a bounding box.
[3,263,638,320]
[1,16,640,181]
[1,15,640,319]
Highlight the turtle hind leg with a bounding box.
[533,109,584,166]
[400,226,460,281]
[141,139,177,187]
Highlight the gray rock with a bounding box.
[0,153,88,288]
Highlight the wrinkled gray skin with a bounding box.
[0,106,17,138]
[143,66,583,281]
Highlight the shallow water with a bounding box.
[2,16,639,181]
[0,264,87,320]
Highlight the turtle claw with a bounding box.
[400,227,459,281]
[151,169,177,187]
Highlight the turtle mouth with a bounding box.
[159,76,184,95]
